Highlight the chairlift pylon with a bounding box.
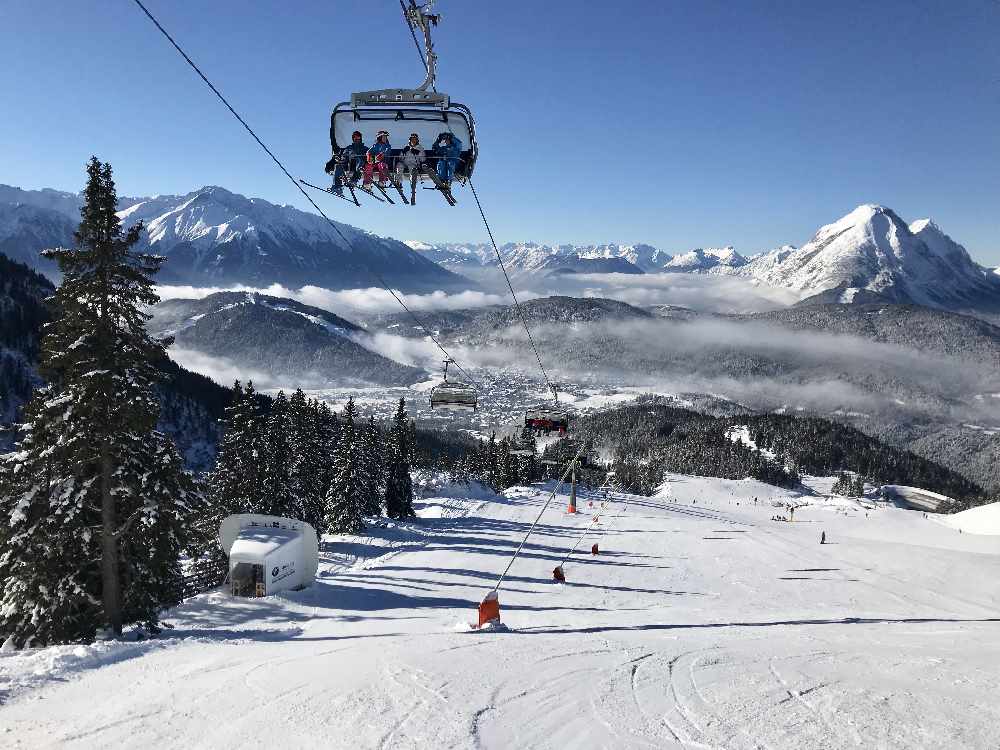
[324,1,478,207]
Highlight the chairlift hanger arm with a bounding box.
[403,0,439,92]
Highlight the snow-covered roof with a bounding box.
[229,525,301,560]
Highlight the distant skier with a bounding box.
[820,531,826,544]
[327,130,367,196]
[363,130,393,188]
[432,131,463,184]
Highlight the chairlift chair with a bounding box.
[508,430,536,456]
[325,1,478,206]
[428,358,477,412]
[524,383,569,434]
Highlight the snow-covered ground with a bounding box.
[2,475,999,749]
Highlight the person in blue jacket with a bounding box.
[363,130,393,187]
[326,130,367,196]
[432,132,462,184]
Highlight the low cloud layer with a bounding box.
[477,316,1000,421]
[471,269,800,313]
[155,283,538,318]
[156,268,795,324]
[168,346,283,389]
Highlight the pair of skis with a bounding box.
[301,177,407,205]
[301,174,456,207]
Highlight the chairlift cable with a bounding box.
[396,3,558,406]
[468,180,558,403]
[400,0,429,74]
[130,0,487,396]
[492,441,588,593]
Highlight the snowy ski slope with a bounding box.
[2,475,999,748]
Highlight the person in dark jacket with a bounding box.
[326,130,367,196]
[432,131,462,184]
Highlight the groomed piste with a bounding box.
[2,473,998,748]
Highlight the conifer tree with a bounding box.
[324,397,365,534]
[262,390,294,516]
[384,398,415,519]
[360,415,384,517]
[209,381,248,513]
[310,400,339,533]
[0,157,201,644]
[485,432,500,490]
[288,390,325,531]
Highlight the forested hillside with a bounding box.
[0,251,234,466]
[569,397,986,502]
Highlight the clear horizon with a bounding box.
[3,1,998,263]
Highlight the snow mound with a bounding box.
[938,502,1000,536]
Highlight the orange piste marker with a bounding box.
[477,591,501,628]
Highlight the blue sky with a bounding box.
[3,0,999,263]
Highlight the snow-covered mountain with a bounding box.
[539,255,644,275]
[408,241,672,274]
[663,246,747,272]
[1,184,469,292]
[725,205,1000,311]
[149,291,424,388]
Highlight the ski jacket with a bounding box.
[367,141,392,164]
[434,135,462,160]
[339,141,368,164]
[400,145,426,170]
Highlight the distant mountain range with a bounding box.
[148,291,425,388]
[409,205,1000,315]
[0,184,469,293]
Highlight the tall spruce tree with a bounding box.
[0,158,201,644]
[384,398,415,519]
[289,390,325,531]
[262,390,294,516]
[310,400,339,533]
[360,415,384,517]
[324,397,365,534]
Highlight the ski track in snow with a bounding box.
[2,477,1000,748]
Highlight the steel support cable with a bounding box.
[400,0,429,73]
[395,2,555,403]
[492,442,587,593]
[468,180,558,401]
[558,489,628,569]
[130,0,486,395]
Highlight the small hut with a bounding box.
[219,514,319,597]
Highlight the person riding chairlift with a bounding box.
[432,131,463,185]
[397,133,427,181]
[326,130,367,197]
[364,130,392,188]
[397,133,449,203]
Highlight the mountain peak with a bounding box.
[736,205,1000,312]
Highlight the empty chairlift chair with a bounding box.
[429,358,477,412]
